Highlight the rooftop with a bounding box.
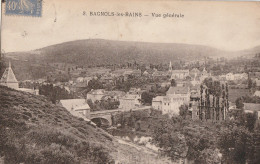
[88,89,106,95]
[244,103,260,111]
[0,62,18,84]
[172,70,189,73]
[254,91,260,97]
[152,96,164,102]
[167,86,189,95]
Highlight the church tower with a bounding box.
[0,62,19,89]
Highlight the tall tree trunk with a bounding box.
[216,96,220,120]
[212,95,215,122]
[200,85,203,120]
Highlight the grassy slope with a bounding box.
[0,86,174,164]
[229,88,250,103]
[0,85,116,163]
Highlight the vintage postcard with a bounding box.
[1,0,260,163]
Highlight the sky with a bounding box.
[1,0,260,52]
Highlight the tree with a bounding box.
[87,99,94,110]
[205,88,210,120]
[127,112,135,128]
[203,78,214,94]
[248,78,253,89]
[218,126,252,164]
[226,83,229,112]
[141,92,154,105]
[87,79,103,90]
[152,118,188,161]
[200,85,204,120]
[245,112,257,132]
[171,79,177,87]
[198,149,221,164]
[251,81,257,94]
[39,84,74,104]
[247,130,260,164]
[236,97,244,109]
[179,104,189,119]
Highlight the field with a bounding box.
[228,88,250,103]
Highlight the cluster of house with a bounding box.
[152,65,260,120]
[42,61,260,122]
[151,65,206,117]
[58,68,143,93]
[58,88,143,120]
[152,64,231,119]
[86,89,126,102]
[171,67,249,83]
[86,88,144,111]
[58,64,213,118]
[3,61,260,122]
[149,61,260,118]
[220,72,248,81]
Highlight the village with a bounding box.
[1,53,260,128]
[1,0,260,163]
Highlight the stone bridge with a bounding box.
[89,106,151,127]
[89,109,121,127]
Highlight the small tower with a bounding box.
[0,62,19,89]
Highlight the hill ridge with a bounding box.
[5,39,235,65]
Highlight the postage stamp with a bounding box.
[5,0,42,17]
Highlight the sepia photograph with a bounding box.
[0,0,260,163]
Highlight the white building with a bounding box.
[254,91,260,97]
[234,73,248,81]
[152,96,164,110]
[226,73,235,81]
[152,86,190,116]
[60,99,90,118]
[171,70,189,80]
[119,88,142,111]
[119,94,141,111]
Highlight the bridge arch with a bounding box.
[91,117,111,127]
